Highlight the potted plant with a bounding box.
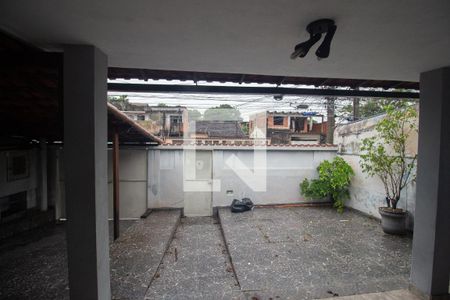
[359,104,417,234]
[300,156,354,213]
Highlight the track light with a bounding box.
[290,19,337,60]
[316,23,336,59]
[290,34,322,59]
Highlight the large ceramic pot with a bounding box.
[379,207,407,235]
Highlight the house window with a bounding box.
[170,115,183,135]
[137,115,145,121]
[273,116,284,126]
[171,115,182,125]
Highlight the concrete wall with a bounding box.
[107,148,148,219]
[0,148,39,212]
[147,146,337,209]
[57,148,148,219]
[4,146,150,220]
[334,114,418,229]
[147,149,185,208]
[54,145,338,218]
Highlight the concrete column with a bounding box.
[51,147,63,220]
[39,139,48,211]
[64,45,110,300]
[410,67,450,299]
[112,129,120,240]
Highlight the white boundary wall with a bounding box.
[147,145,337,209]
[53,146,337,219]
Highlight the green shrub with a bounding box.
[300,157,354,213]
[359,103,417,209]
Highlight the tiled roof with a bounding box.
[191,121,247,139]
[164,139,336,147]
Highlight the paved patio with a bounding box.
[110,210,181,299]
[325,289,421,300]
[0,207,412,299]
[145,217,239,299]
[219,207,412,299]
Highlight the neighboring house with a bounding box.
[249,111,326,145]
[169,120,248,145]
[124,105,188,139]
[123,106,250,144]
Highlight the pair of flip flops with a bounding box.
[231,198,254,213]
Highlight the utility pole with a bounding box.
[326,97,336,144]
[353,98,360,121]
[353,87,361,121]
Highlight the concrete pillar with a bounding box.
[63,45,110,300]
[112,129,120,240]
[410,67,450,299]
[51,147,63,220]
[39,139,48,211]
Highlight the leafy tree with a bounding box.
[188,109,202,121]
[339,99,415,119]
[359,104,417,210]
[240,122,249,135]
[203,104,242,121]
[108,95,130,110]
[300,157,354,213]
[157,103,168,107]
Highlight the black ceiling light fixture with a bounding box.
[290,19,337,60]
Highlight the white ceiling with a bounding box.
[1,0,449,82]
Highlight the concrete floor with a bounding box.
[0,224,69,299]
[325,289,422,300]
[0,211,180,300]
[219,207,412,300]
[111,210,181,299]
[145,217,239,299]
[0,207,412,299]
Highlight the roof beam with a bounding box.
[108,68,420,90]
[108,83,420,99]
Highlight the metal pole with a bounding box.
[353,88,360,121]
[353,98,360,120]
[326,97,336,144]
[113,129,120,240]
